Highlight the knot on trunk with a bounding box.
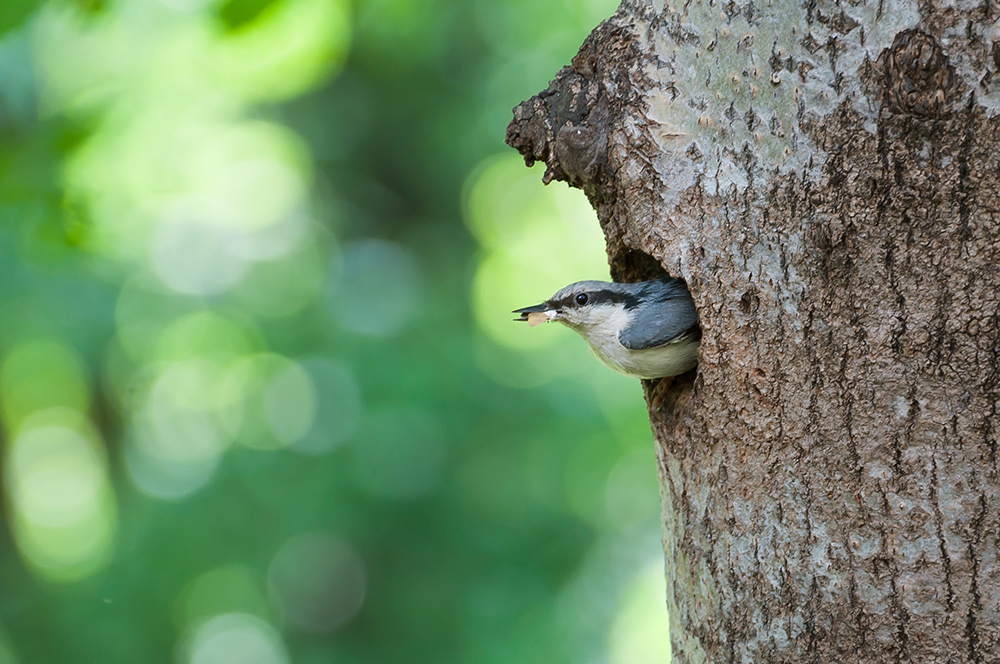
[505,28,620,194]
[876,29,955,118]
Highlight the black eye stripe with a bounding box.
[551,288,642,310]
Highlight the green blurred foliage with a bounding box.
[0,0,671,662]
[216,0,279,30]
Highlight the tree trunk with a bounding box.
[507,1,1000,662]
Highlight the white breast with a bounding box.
[578,304,699,379]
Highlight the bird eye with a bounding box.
[575,293,589,306]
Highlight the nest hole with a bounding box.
[609,248,701,416]
[609,247,669,283]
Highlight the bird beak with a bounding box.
[513,303,559,327]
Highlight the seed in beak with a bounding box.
[527,312,549,327]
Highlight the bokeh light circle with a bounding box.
[217,353,317,450]
[5,408,117,582]
[463,154,609,351]
[183,613,289,664]
[292,357,363,454]
[124,360,230,500]
[268,532,366,633]
[325,239,424,337]
[151,203,250,296]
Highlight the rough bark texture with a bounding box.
[508,1,1000,662]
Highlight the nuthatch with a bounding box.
[513,277,700,379]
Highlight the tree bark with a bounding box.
[507,1,1000,662]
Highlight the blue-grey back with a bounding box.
[616,277,700,350]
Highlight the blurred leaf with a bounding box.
[68,0,106,14]
[0,340,90,432]
[0,0,39,37]
[216,0,280,30]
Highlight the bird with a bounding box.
[513,277,700,379]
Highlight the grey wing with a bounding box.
[617,280,700,350]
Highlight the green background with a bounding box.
[0,0,671,661]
